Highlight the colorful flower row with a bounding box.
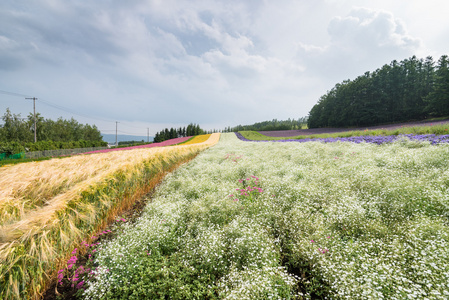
[83,136,192,154]
[235,132,449,145]
[180,134,212,145]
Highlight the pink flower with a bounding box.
[67,256,77,269]
[57,269,64,285]
[71,248,78,255]
[310,240,315,243]
[76,281,85,289]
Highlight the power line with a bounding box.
[1,88,152,135]
[1,88,115,124]
[0,89,33,98]
[39,98,115,123]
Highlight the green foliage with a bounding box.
[0,141,25,156]
[0,108,107,155]
[0,156,53,167]
[0,108,105,144]
[426,55,449,116]
[225,117,308,132]
[308,55,448,128]
[117,140,148,146]
[153,123,205,143]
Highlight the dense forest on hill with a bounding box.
[307,55,449,128]
[0,108,106,155]
[224,117,308,132]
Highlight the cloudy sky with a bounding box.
[1,0,448,136]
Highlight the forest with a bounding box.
[224,117,308,132]
[307,55,449,128]
[153,123,204,143]
[0,108,106,155]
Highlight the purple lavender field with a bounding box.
[235,132,449,145]
[258,119,449,137]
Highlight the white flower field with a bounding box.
[83,133,449,299]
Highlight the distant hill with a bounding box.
[101,133,153,144]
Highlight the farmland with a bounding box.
[75,133,449,299]
[0,133,220,300]
[242,119,449,141]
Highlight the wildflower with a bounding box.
[67,256,77,269]
[71,248,77,255]
[76,280,85,289]
[57,269,64,286]
[310,240,315,243]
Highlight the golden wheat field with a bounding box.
[0,133,220,300]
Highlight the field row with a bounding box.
[79,133,449,299]
[237,132,449,145]
[0,134,220,300]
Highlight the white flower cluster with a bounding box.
[83,133,449,299]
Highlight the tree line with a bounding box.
[153,123,204,143]
[223,117,308,132]
[0,108,107,155]
[307,55,449,128]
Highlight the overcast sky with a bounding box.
[1,0,448,135]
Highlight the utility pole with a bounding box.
[115,121,119,147]
[147,128,149,143]
[25,97,37,142]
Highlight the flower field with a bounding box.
[179,134,212,145]
[237,131,449,145]
[78,133,449,299]
[83,136,192,155]
[0,133,220,300]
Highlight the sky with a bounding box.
[1,0,448,136]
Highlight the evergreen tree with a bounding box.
[426,55,449,116]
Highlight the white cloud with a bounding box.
[0,1,445,133]
[296,7,422,83]
[328,8,420,51]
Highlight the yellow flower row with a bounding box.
[181,134,212,145]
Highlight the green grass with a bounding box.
[240,122,449,141]
[0,156,54,167]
